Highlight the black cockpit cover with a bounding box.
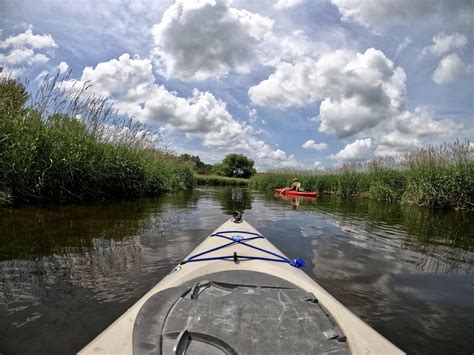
[133,271,348,354]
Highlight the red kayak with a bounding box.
[275,188,318,197]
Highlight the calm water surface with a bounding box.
[0,187,473,354]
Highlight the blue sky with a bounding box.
[1,0,473,170]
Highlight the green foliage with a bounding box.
[211,187,253,214]
[220,153,256,178]
[178,154,212,175]
[211,163,224,176]
[251,142,473,210]
[194,174,249,187]
[402,144,473,208]
[0,76,193,204]
[177,153,258,180]
[0,77,28,115]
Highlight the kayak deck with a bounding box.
[80,217,403,354]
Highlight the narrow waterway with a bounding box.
[0,187,473,354]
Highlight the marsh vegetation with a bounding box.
[251,142,473,209]
[0,75,193,204]
[1,75,471,209]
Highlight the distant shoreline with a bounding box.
[251,146,473,210]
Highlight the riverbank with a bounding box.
[0,76,193,204]
[195,174,250,186]
[251,142,473,209]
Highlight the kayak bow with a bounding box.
[80,214,403,355]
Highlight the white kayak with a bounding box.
[80,213,404,354]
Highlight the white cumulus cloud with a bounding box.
[330,138,373,162]
[375,131,422,157]
[250,48,406,138]
[0,28,57,50]
[57,61,69,73]
[0,48,49,66]
[151,0,273,80]
[150,0,320,80]
[0,28,57,77]
[302,139,328,151]
[432,53,474,84]
[422,32,468,56]
[394,107,462,137]
[376,107,462,156]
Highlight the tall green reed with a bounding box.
[0,75,193,204]
[251,142,473,209]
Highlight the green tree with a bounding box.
[211,163,224,176]
[220,154,257,178]
[178,154,212,175]
[197,162,212,175]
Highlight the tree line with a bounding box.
[178,153,257,179]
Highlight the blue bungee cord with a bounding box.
[180,230,305,269]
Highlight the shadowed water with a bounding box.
[0,187,473,354]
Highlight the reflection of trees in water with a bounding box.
[1,238,143,306]
[0,190,198,261]
[0,191,200,306]
[212,188,253,214]
[294,196,473,273]
[399,207,472,273]
[0,228,196,307]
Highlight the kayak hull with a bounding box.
[275,188,318,197]
[80,218,403,355]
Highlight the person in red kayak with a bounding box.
[292,178,302,191]
[280,178,302,194]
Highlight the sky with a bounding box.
[1,0,473,170]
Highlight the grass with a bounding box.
[0,75,194,204]
[194,174,250,187]
[251,142,473,209]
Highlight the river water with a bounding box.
[0,187,473,354]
